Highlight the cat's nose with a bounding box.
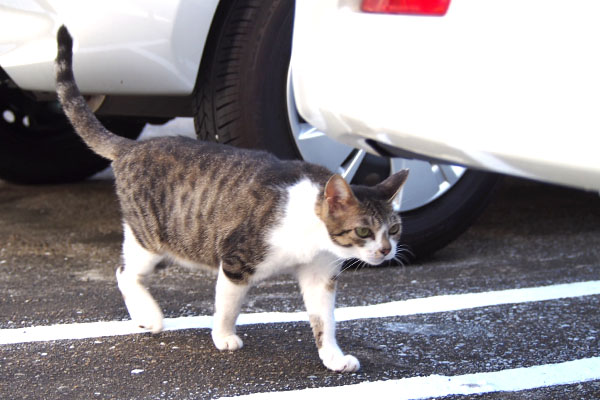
[379,247,391,256]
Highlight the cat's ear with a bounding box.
[376,169,409,203]
[324,174,358,214]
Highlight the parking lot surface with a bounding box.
[1,163,599,399]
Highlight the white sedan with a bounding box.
[1,0,594,259]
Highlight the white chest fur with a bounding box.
[251,179,337,282]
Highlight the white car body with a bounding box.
[291,0,600,192]
[0,0,218,95]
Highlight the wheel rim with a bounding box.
[286,70,466,212]
[0,85,71,140]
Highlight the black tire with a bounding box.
[0,88,144,184]
[194,0,500,260]
[194,0,297,159]
[400,170,500,259]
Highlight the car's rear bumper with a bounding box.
[291,0,600,191]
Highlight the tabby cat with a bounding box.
[55,26,408,372]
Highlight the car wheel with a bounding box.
[194,0,500,260]
[0,86,145,184]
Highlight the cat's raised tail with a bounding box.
[55,25,134,161]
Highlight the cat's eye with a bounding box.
[389,223,400,235]
[355,227,372,238]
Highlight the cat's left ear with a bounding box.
[376,169,409,203]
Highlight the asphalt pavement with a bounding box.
[1,152,599,399]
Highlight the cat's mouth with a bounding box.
[363,255,387,266]
[363,249,397,266]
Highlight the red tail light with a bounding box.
[361,0,451,16]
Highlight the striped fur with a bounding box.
[55,26,133,160]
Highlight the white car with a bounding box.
[292,0,600,190]
[2,0,594,259]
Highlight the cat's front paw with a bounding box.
[212,332,244,351]
[319,349,361,373]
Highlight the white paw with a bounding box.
[124,293,164,334]
[212,332,244,351]
[320,349,361,373]
[117,269,164,334]
[130,306,164,334]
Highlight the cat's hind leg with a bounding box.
[211,264,250,351]
[116,223,164,333]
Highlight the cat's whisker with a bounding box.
[326,257,346,276]
[329,257,345,268]
[337,260,356,277]
[395,244,414,258]
[345,259,365,274]
[395,244,415,256]
[333,258,360,280]
[393,255,406,267]
[332,265,346,280]
[393,245,414,267]
[356,260,367,271]
[397,250,409,262]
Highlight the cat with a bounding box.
[54,25,408,373]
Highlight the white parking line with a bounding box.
[1,280,599,345]
[217,357,600,399]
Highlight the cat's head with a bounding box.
[319,169,409,265]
